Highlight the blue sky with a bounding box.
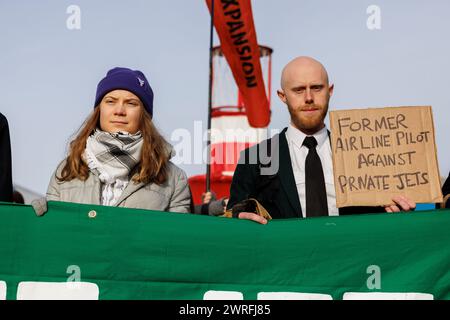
[1,0,449,195]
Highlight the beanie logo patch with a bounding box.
[137,77,145,87]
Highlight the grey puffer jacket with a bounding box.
[46,160,191,213]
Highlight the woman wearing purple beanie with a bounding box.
[46,67,191,212]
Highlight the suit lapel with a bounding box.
[277,129,302,217]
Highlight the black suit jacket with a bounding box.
[442,173,450,208]
[443,173,450,196]
[227,128,384,218]
[0,113,13,202]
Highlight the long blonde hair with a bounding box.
[58,107,169,185]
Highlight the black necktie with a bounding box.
[303,136,329,217]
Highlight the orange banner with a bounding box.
[206,0,270,128]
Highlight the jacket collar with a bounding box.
[115,180,147,206]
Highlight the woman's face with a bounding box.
[99,90,144,134]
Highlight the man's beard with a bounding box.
[290,104,328,134]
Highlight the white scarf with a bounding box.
[83,129,143,206]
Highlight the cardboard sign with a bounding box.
[330,106,443,207]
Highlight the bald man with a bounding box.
[227,57,415,224]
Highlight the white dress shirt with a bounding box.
[286,123,339,217]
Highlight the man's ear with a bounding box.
[328,83,334,97]
[277,89,287,103]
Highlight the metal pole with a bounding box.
[206,0,215,193]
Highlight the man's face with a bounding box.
[278,61,333,135]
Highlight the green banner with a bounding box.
[0,201,449,300]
